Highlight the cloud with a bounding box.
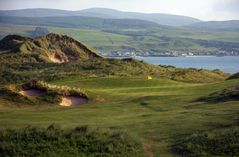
[213,0,239,13]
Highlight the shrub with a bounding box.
[173,127,239,157]
[0,125,143,157]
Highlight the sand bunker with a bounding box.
[60,96,88,106]
[19,89,46,97]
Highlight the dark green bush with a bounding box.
[0,125,143,157]
[173,127,239,157]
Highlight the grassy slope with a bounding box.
[0,23,129,46]
[153,26,239,43]
[0,77,238,156]
[48,27,130,48]
[1,23,239,53]
[49,26,239,51]
[0,58,229,85]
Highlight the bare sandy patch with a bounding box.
[48,53,67,63]
[142,139,154,157]
[95,96,105,102]
[60,96,88,106]
[19,89,46,97]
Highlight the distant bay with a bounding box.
[135,56,239,74]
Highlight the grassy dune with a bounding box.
[0,76,238,156]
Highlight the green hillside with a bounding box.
[0,15,159,30]
[0,8,201,26]
[189,20,239,31]
[1,23,239,54]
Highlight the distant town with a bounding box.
[103,50,239,57]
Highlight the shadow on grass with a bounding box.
[130,96,167,112]
[192,85,239,104]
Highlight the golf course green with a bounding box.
[0,76,238,156]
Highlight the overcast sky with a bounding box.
[0,0,239,21]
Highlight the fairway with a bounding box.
[1,3,239,156]
[0,77,238,156]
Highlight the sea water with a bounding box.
[136,56,239,74]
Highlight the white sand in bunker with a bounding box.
[19,89,46,97]
[60,96,88,106]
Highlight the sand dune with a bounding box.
[60,96,88,106]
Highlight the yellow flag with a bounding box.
[147,75,152,80]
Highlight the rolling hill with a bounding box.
[77,8,201,26]
[189,20,239,31]
[0,8,239,55]
[0,8,201,26]
[1,23,239,55]
[0,15,159,29]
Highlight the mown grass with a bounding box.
[0,76,238,156]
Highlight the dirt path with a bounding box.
[142,139,154,157]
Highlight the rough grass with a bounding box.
[171,68,228,83]
[228,72,239,80]
[0,33,102,64]
[173,127,239,157]
[0,58,229,85]
[0,88,36,105]
[0,125,143,157]
[22,80,88,97]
